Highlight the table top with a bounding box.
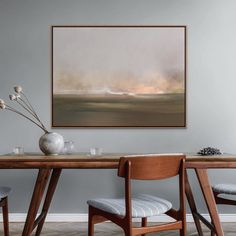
[0,153,236,169]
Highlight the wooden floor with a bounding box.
[0,222,236,235]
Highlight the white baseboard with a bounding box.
[0,213,236,223]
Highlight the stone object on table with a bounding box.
[197,147,222,156]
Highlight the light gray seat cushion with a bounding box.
[0,186,11,199]
[212,184,236,195]
[87,194,172,218]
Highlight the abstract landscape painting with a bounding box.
[52,26,186,127]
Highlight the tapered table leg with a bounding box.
[35,169,62,236]
[195,169,224,236]
[185,170,204,236]
[22,169,51,236]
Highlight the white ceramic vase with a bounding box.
[39,132,64,156]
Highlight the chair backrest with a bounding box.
[118,154,185,180]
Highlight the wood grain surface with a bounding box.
[0,153,236,169]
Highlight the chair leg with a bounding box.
[88,206,95,236]
[180,226,187,236]
[2,197,9,236]
[141,217,147,236]
[124,229,132,236]
[179,214,187,236]
[211,230,216,236]
[211,221,216,236]
[179,215,187,236]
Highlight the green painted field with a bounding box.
[52,93,185,127]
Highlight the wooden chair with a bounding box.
[0,186,11,236]
[211,183,236,236]
[87,154,186,236]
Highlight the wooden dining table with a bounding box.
[0,153,235,236]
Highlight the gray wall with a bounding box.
[1,0,236,214]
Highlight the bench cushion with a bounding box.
[87,194,172,218]
[212,184,236,195]
[0,186,11,199]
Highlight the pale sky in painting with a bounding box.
[53,27,185,94]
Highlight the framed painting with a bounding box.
[52,26,186,127]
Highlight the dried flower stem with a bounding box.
[18,98,47,130]
[1,86,49,133]
[5,105,48,133]
[17,100,37,118]
[21,92,37,116]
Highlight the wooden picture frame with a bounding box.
[51,26,187,127]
